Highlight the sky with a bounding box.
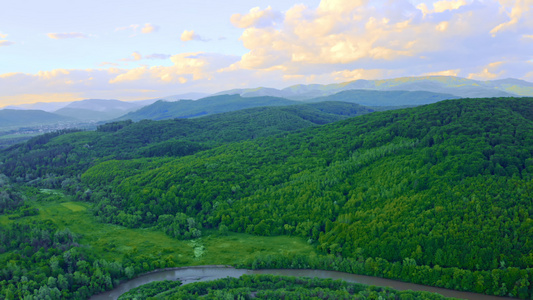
[0,0,532,105]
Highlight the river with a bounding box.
[90,265,512,300]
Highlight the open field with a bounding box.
[0,189,315,267]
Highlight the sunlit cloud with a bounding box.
[120,51,143,61]
[490,0,532,36]
[0,93,83,106]
[116,23,159,35]
[423,69,461,77]
[99,62,119,67]
[221,0,533,83]
[118,52,171,62]
[0,40,14,47]
[0,33,7,39]
[417,0,469,17]
[141,23,159,34]
[1,0,533,107]
[230,6,282,28]
[468,62,505,80]
[180,30,207,42]
[47,32,89,39]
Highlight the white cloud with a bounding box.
[2,0,533,106]
[116,23,159,35]
[222,0,532,83]
[141,23,158,34]
[468,62,505,80]
[423,69,461,77]
[47,32,89,39]
[490,0,532,36]
[180,30,206,42]
[120,51,143,62]
[417,0,469,16]
[230,6,282,28]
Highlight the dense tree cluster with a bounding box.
[0,102,371,182]
[81,98,533,297]
[239,254,532,298]
[0,222,114,299]
[119,274,453,300]
[1,97,532,298]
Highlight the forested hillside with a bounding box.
[1,97,532,299]
[305,89,458,106]
[0,101,373,183]
[81,97,533,297]
[116,94,298,121]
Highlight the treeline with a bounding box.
[238,254,531,299]
[0,220,170,299]
[0,101,372,182]
[80,98,533,297]
[119,274,455,300]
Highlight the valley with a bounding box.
[0,95,532,299]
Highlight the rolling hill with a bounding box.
[215,76,532,100]
[2,97,533,299]
[0,109,77,128]
[53,99,143,121]
[0,101,375,180]
[81,97,533,297]
[116,94,299,121]
[306,89,458,106]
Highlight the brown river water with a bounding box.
[90,265,513,300]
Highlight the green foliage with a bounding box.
[96,119,133,132]
[0,101,371,183]
[0,221,126,299]
[82,97,533,297]
[2,97,533,298]
[239,254,533,299]
[126,274,456,299]
[118,280,182,300]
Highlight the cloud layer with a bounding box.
[1,0,532,105]
[47,32,89,39]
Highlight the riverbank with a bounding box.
[91,266,513,300]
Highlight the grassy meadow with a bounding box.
[0,188,315,268]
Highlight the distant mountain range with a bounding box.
[54,99,144,122]
[0,109,77,128]
[214,76,533,99]
[119,90,456,121]
[116,94,299,121]
[1,76,532,128]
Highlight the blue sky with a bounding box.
[0,0,532,105]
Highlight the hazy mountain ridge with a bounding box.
[305,90,458,106]
[215,76,533,99]
[0,101,376,178]
[117,94,300,121]
[0,109,77,128]
[54,99,144,122]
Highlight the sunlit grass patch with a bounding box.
[60,201,87,212]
